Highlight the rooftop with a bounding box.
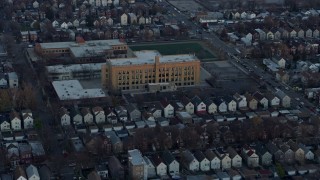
[39,39,125,49]
[52,80,106,100]
[46,63,104,74]
[108,50,198,66]
[128,149,145,166]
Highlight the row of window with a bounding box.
[118,82,195,91]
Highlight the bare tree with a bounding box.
[0,89,12,112]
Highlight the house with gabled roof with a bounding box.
[194,150,210,171]
[160,100,174,118]
[0,114,10,131]
[213,98,227,113]
[244,93,258,110]
[299,143,314,160]
[275,90,291,108]
[114,106,128,122]
[203,97,217,114]
[162,150,179,176]
[287,140,304,164]
[242,146,259,168]
[277,143,294,164]
[105,108,117,124]
[10,110,21,131]
[233,93,247,110]
[181,96,194,114]
[81,107,94,125]
[26,164,40,180]
[92,106,105,124]
[126,104,141,121]
[227,147,242,168]
[14,166,27,180]
[70,107,83,125]
[253,91,268,109]
[224,96,237,112]
[151,155,167,176]
[143,156,156,178]
[265,93,280,107]
[59,107,70,126]
[205,149,220,170]
[191,95,206,114]
[21,109,33,129]
[6,142,19,168]
[256,143,272,166]
[181,150,199,171]
[215,149,231,170]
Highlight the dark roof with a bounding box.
[191,95,202,105]
[162,150,176,164]
[151,155,164,166]
[194,150,207,162]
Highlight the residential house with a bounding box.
[272,57,286,69]
[59,107,70,126]
[225,96,237,112]
[21,110,33,129]
[147,103,163,118]
[181,96,194,114]
[20,31,29,42]
[299,143,314,160]
[162,150,179,176]
[214,98,228,113]
[8,72,18,88]
[276,70,289,84]
[0,115,10,131]
[265,93,280,107]
[128,149,147,180]
[256,143,272,166]
[108,156,124,179]
[194,150,210,172]
[114,106,128,122]
[120,13,128,26]
[275,90,291,108]
[215,149,231,170]
[203,97,217,114]
[160,100,174,118]
[255,29,266,41]
[92,106,105,124]
[273,29,281,40]
[26,164,40,180]
[266,142,285,163]
[143,157,156,178]
[297,28,305,38]
[253,91,268,109]
[266,30,274,40]
[181,150,199,171]
[278,143,294,164]
[38,165,52,180]
[0,73,7,88]
[205,149,220,170]
[128,13,137,24]
[14,166,27,180]
[105,108,117,124]
[10,110,21,131]
[151,155,167,176]
[138,16,146,24]
[70,108,83,125]
[105,131,123,154]
[227,147,242,168]
[305,28,313,38]
[244,93,258,110]
[279,28,289,39]
[126,104,141,121]
[242,146,259,168]
[6,142,19,168]
[95,164,108,179]
[233,93,247,110]
[81,107,94,124]
[191,95,206,114]
[289,29,297,38]
[313,28,319,38]
[287,140,305,163]
[19,143,32,164]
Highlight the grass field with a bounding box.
[130,43,216,59]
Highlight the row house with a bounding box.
[5,110,34,131]
[241,146,259,168]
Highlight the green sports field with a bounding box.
[130,42,216,60]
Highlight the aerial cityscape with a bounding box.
[1,0,320,179]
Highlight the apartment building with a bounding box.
[128,149,148,180]
[102,50,201,92]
